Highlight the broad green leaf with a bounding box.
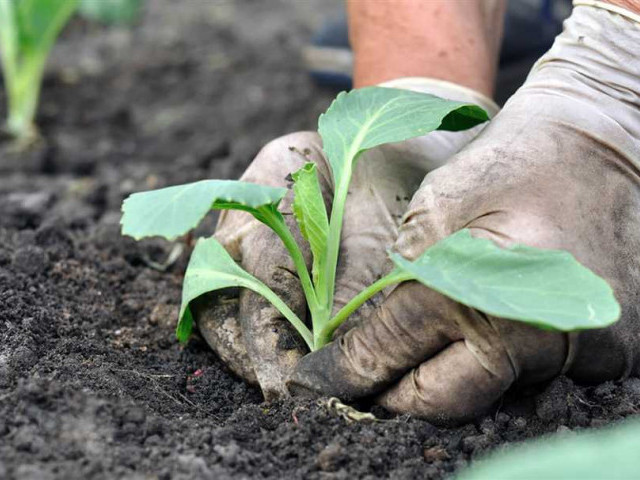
[318,86,489,187]
[121,180,287,241]
[78,0,142,25]
[177,237,312,348]
[177,237,261,342]
[292,163,329,286]
[390,229,620,331]
[457,419,640,480]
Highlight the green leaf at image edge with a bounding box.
[457,419,640,480]
[390,229,620,331]
[120,180,288,241]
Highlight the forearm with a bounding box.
[347,0,506,96]
[604,0,640,14]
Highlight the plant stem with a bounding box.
[0,0,78,141]
[318,172,351,309]
[262,208,322,324]
[5,56,46,141]
[251,280,314,350]
[315,270,412,348]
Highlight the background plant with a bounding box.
[0,0,78,141]
[0,0,142,142]
[121,86,620,352]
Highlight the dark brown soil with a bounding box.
[1,2,639,479]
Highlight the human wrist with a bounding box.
[574,0,640,18]
[601,0,640,15]
[347,0,506,97]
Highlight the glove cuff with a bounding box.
[379,77,501,118]
[573,0,640,23]
[520,3,640,162]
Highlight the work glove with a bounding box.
[194,82,498,400]
[288,4,640,423]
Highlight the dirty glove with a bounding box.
[194,82,498,400]
[288,4,640,423]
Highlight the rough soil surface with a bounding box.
[1,1,639,479]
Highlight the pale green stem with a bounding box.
[249,281,314,350]
[0,0,77,141]
[261,209,322,324]
[318,170,352,311]
[314,270,412,349]
[5,55,46,140]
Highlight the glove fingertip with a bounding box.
[287,342,362,401]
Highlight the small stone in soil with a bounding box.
[622,378,640,402]
[316,442,344,472]
[462,434,492,453]
[122,406,146,424]
[593,381,616,399]
[214,442,242,466]
[496,412,511,425]
[510,417,528,431]
[535,377,571,422]
[11,246,50,275]
[423,446,450,463]
[479,417,497,436]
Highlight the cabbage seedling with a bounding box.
[121,86,620,351]
[0,0,78,141]
[0,0,142,142]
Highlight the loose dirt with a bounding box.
[1,1,638,479]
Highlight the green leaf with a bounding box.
[177,237,313,348]
[176,306,194,344]
[457,419,640,480]
[7,0,78,53]
[177,237,261,342]
[292,163,329,286]
[318,86,489,188]
[78,0,142,25]
[390,229,620,331]
[317,87,490,314]
[121,180,287,241]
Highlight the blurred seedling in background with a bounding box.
[0,0,141,145]
[121,86,620,352]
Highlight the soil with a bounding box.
[1,1,639,479]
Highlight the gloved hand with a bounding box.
[193,83,497,400]
[288,4,640,423]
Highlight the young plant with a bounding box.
[121,86,620,352]
[0,0,142,142]
[0,0,78,141]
